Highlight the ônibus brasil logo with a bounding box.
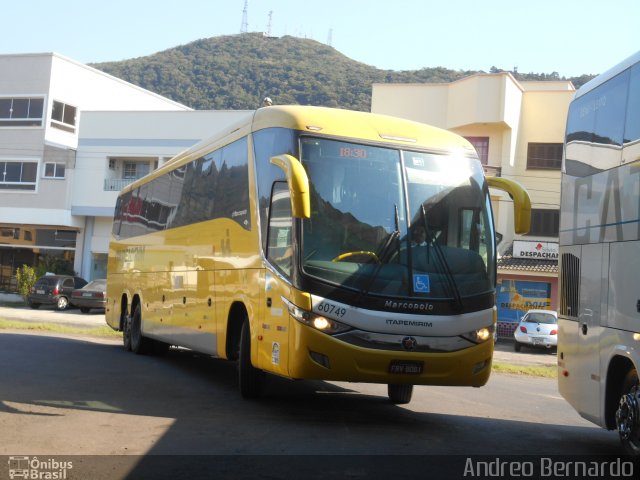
[8,456,73,479]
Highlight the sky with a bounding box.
[1,0,639,78]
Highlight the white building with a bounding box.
[73,110,253,280]
[0,52,250,288]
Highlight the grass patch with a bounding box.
[0,318,121,338]
[492,362,557,378]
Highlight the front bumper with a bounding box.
[287,321,493,387]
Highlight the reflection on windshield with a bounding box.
[300,137,495,301]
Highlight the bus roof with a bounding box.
[252,105,475,153]
[574,50,640,100]
[120,105,476,194]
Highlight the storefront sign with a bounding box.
[513,240,558,260]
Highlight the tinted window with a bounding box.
[113,137,250,240]
[625,63,640,144]
[253,128,299,251]
[214,136,250,229]
[567,69,629,147]
[267,182,293,277]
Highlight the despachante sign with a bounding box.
[513,240,559,260]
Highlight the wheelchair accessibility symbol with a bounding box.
[413,274,430,293]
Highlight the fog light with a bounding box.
[309,351,331,369]
[473,359,490,374]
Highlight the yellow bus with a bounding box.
[107,105,530,402]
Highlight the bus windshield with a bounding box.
[300,137,495,301]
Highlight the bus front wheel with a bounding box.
[388,384,413,404]
[238,319,265,399]
[616,369,640,456]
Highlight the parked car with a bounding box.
[70,279,107,313]
[513,309,558,352]
[28,275,88,311]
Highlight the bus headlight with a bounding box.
[461,324,495,344]
[283,298,351,334]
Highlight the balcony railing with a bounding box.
[104,178,135,191]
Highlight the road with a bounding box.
[0,305,625,479]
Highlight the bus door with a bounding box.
[260,182,295,376]
[560,244,604,424]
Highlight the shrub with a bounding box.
[15,264,38,299]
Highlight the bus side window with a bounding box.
[267,182,293,277]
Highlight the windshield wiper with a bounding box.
[420,205,463,311]
[354,205,400,306]
[376,204,400,263]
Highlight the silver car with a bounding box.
[513,309,558,352]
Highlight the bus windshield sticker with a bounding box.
[413,274,430,293]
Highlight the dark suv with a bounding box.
[28,275,88,311]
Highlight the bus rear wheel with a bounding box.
[238,319,265,399]
[616,369,640,456]
[130,304,152,355]
[122,308,132,352]
[388,384,413,404]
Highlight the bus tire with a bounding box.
[130,304,152,355]
[122,310,132,352]
[238,319,265,399]
[616,368,640,456]
[388,384,413,404]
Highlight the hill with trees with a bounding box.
[93,33,594,111]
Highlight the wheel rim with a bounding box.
[616,386,640,450]
[57,297,68,309]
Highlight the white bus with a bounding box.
[558,50,640,455]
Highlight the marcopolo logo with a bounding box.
[8,456,73,479]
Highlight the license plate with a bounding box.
[532,337,543,345]
[82,293,93,297]
[37,289,45,294]
[389,360,424,375]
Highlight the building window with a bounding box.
[465,137,489,165]
[123,162,150,180]
[0,161,38,190]
[0,97,44,127]
[51,100,77,133]
[44,162,65,179]
[527,143,562,169]
[525,209,559,237]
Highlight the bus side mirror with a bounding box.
[270,154,311,219]
[486,176,531,234]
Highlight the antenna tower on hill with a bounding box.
[241,0,249,33]
[267,10,273,36]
